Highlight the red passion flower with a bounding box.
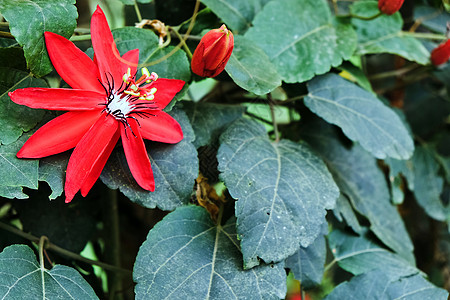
[191,24,234,78]
[378,0,404,15]
[8,6,185,203]
[431,39,450,66]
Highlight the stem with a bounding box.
[134,0,143,23]
[70,34,92,42]
[39,236,48,270]
[171,27,193,59]
[0,221,131,275]
[324,259,337,273]
[269,94,280,143]
[142,0,200,67]
[103,188,123,300]
[338,11,382,21]
[401,31,447,40]
[369,64,419,80]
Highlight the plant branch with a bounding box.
[269,94,280,143]
[134,0,143,23]
[0,221,131,275]
[170,27,193,59]
[70,34,92,42]
[338,11,382,21]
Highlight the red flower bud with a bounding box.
[378,0,404,15]
[431,39,450,66]
[191,25,234,78]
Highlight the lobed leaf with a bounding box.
[218,118,338,268]
[0,0,78,77]
[133,206,287,299]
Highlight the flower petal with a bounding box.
[80,129,120,196]
[65,113,119,202]
[150,78,185,109]
[9,88,105,110]
[121,49,139,79]
[138,110,183,143]
[121,118,155,191]
[17,111,102,158]
[91,6,124,85]
[44,32,103,93]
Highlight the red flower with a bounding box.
[431,39,450,66]
[378,0,404,15]
[191,24,234,78]
[8,6,185,203]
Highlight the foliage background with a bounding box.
[0,0,449,299]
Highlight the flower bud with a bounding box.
[378,0,404,15]
[431,39,450,66]
[191,25,234,78]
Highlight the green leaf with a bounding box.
[225,36,281,95]
[200,0,270,33]
[113,27,191,82]
[133,206,287,299]
[0,132,39,198]
[0,0,78,77]
[218,119,339,268]
[414,5,450,34]
[332,195,363,235]
[305,73,414,160]
[101,107,198,211]
[182,101,245,148]
[38,153,70,200]
[245,0,356,83]
[14,195,98,253]
[0,244,98,299]
[326,269,449,300]
[300,120,415,263]
[328,229,419,278]
[350,1,429,64]
[411,146,448,221]
[0,67,47,145]
[285,225,327,289]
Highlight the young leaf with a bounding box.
[245,0,356,83]
[133,206,287,299]
[182,101,245,148]
[0,67,47,145]
[225,36,281,95]
[305,73,414,160]
[0,244,98,299]
[200,0,270,33]
[300,120,415,263]
[218,119,339,268]
[101,108,198,211]
[0,0,78,77]
[351,1,429,64]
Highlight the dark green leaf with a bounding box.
[300,120,415,263]
[225,36,281,95]
[182,101,245,148]
[411,146,448,221]
[305,73,414,160]
[414,5,450,34]
[218,119,339,268]
[113,27,191,82]
[332,195,363,235]
[200,0,270,33]
[285,225,327,289]
[0,244,98,299]
[245,0,356,83]
[328,229,419,277]
[134,206,287,299]
[0,67,47,145]
[101,107,198,211]
[38,153,70,200]
[0,132,39,198]
[326,269,449,300]
[351,1,429,64]
[0,0,78,76]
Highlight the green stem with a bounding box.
[171,27,193,59]
[39,236,48,270]
[269,94,280,143]
[134,0,143,23]
[70,34,92,42]
[338,11,382,21]
[0,221,131,275]
[401,31,447,40]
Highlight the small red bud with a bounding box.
[378,0,404,15]
[191,25,234,78]
[431,39,450,66]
